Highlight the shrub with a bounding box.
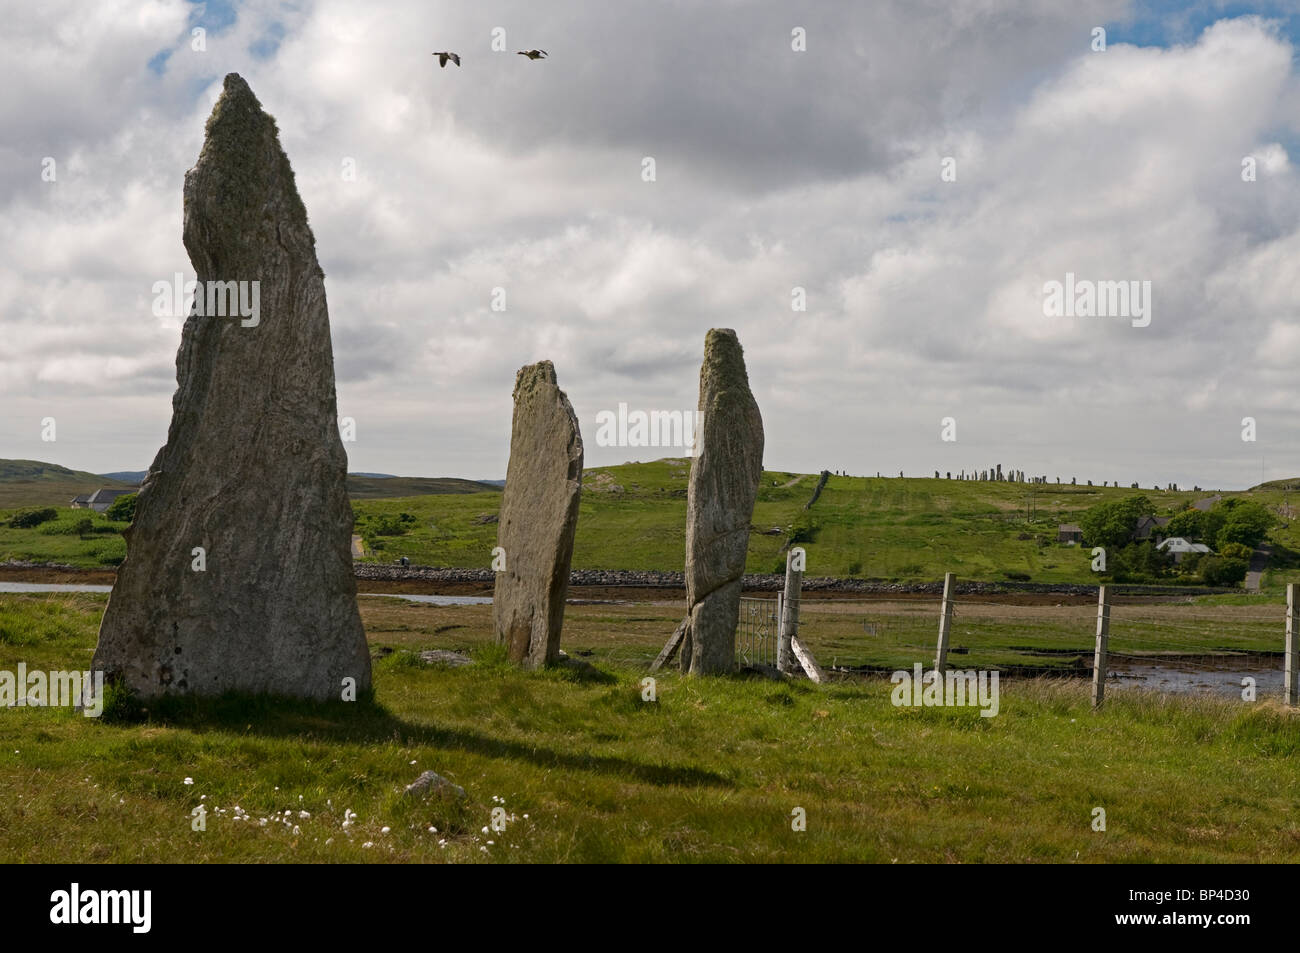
[1201,557,1249,587]
[361,512,417,537]
[104,493,137,523]
[10,507,58,529]
[789,522,819,545]
[1218,542,1253,561]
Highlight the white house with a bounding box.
[70,488,135,513]
[1157,536,1212,564]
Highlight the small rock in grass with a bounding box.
[417,650,474,668]
[403,770,466,800]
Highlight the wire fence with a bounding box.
[788,584,1294,704]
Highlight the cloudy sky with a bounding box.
[3,0,1299,489]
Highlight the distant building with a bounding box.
[1058,524,1083,544]
[1133,515,1172,541]
[1157,536,1212,564]
[72,488,136,513]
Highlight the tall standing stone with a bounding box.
[680,329,765,675]
[493,361,584,668]
[92,74,370,701]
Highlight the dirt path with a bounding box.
[1245,544,1270,592]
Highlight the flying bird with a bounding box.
[517,49,547,60]
[432,51,461,67]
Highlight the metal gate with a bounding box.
[737,596,780,667]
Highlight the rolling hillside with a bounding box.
[349,458,1300,586]
[0,460,137,509]
[8,456,1300,587]
[345,475,499,499]
[0,460,497,507]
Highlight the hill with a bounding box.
[350,458,1300,585]
[98,471,147,483]
[345,475,499,499]
[10,457,1300,587]
[0,460,137,509]
[0,460,498,508]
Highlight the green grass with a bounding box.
[0,508,128,568]
[8,458,1300,590]
[347,460,1254,583]
[2,592,1300,862]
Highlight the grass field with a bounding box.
[9,458,1300,590]
[348,460,1300,588]
[3,591,1300,862]
[0,508,128,568]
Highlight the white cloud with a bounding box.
[1,3,1298,489]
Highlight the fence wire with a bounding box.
[789,593,1292,701]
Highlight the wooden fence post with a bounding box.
[934,572,954,674]
[1286,584,1298,707]
[777,551,801,675]
[1092,585,1109,709]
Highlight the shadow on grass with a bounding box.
[100,686,730,789]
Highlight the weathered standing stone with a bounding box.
[493,361,583,668]
[91,74,369,701]
[679,329,764,675]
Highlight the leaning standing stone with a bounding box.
[91,74,370,701]
[493,361,584,668]
[681,329,764,675]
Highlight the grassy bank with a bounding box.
[2,592,1299,862]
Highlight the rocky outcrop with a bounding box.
[91,74,370,701]
[492,361,584,668]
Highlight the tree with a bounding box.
[1163,508,1205,541]
[1215,501,1274,549]
[1107,541,1170,583]
[1201,556,1249,587]
[105,493,137,523]
[1078,495,1152,550]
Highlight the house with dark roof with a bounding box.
[71,488,135,513]
[1134,515,1172,541]
[1058,524,1083,544]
